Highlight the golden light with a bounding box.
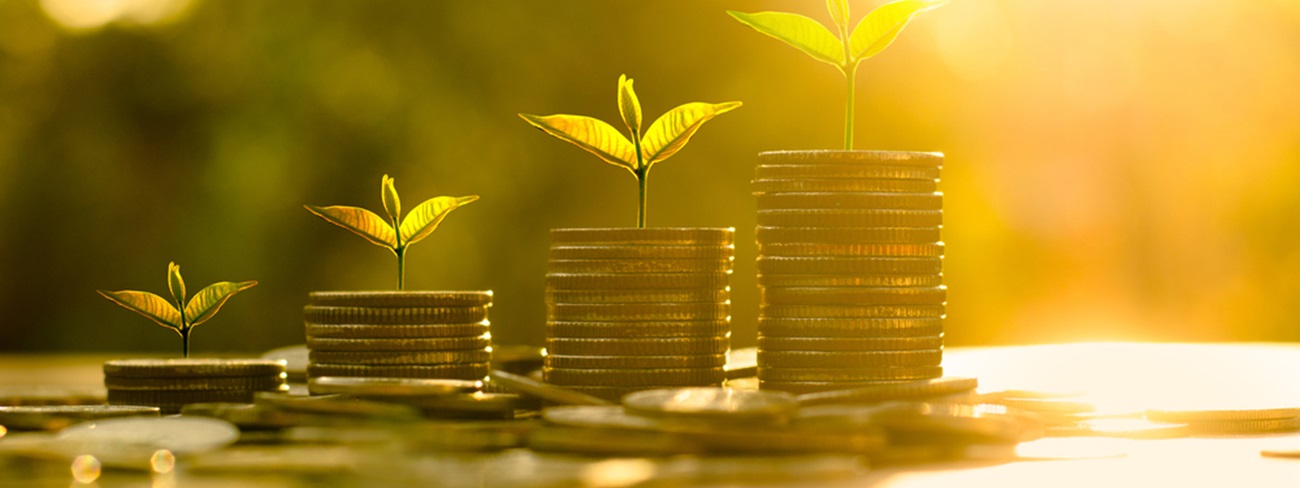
[70,454,102,484]
[39,0,193,32]
[579,459,657,488]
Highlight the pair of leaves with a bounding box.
[519,75,741,174]
[305,174,478,253]
[729,0,946,72]
[98,262,257,333]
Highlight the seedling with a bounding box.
[306,175,478,290]
[729,0,945,150]
[98,262,257,358]
[520,75,741,228]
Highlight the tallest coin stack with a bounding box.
[752,150,946,394]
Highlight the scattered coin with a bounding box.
[996,398,1096,415]
[752,178,938,194]
[307,349,490,366]
[545,337,729,356]
[869,402,1043,444]
[548,258,733,274]
[306,377,480,397]
[756,226,941,245]
[304,322,490,339]
[546,272,730,290]
[254,392,422,419]
[307,291,492,308]
[758,242,944,257]
[306,362,489,379]
[180,402,304,430]
[1261,448,1300,459]
[761,286,947,305]
[622,388,799,423]
[1046,418,1190,439]
[0,386,106,406]
[757,192,942,210]
[543,368,726,387]
[796,377,978,406]
[546,320,730,338]
[0,405,160,431]
[305,336,490,352]
[56,416,240,461]
[544,354,726,369]
[304,305,489,325]
[550,227,734,245]
[487,370,611,406]
[758,335,943,351]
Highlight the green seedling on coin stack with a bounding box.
[520,75,741,228]
[99,263,257,358]
[306,175,478,290]
[729,0,945,150]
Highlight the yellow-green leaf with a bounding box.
[98,290,182,331]
[617,74,642,138]
[848,0,945,63]
[184,281,257,329]
[727,11,845,67]
[399,195,479,246]
[827,0,851,33]
[640,101,742,167]
[381,175,401,224]
[304,204,397,249]
[167,262,185,307]
[519,113,637,170]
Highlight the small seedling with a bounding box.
[306,175,478,290]
[520,75,741,228]
[98,262,257,358]
[729,0,945,150]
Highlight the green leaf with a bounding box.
[518,113,637,170]
[727,10,845,67]
[399,195,479,246]
[167,262,185,307]
[98,290,182,331]
[381,174,401,224]
[848,0,945,63]
[184,281,257,329]
[639,101,742,167]
[617,74,642,139]
[304,204,397,249]
[827,0,851,33]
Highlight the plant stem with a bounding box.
[181,330,189,358]
[636,170,648,228]
[396,248,406,291]
[844,63,857,151]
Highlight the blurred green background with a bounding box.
[1,0,1299,354]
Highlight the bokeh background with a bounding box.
[1,0,1298,354]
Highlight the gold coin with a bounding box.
[761,304,946,319]
[107,388,265,407]
[756,226,941,244]
[1146,407,1300,423]
[304,322,490,339]
[0,405,160,431]
[758,150,943,168]
[762,380,909,395]
[1261,449,1300,459]
[303,305,489,325]
[0,386,106,407]
[255,392,422,419]
[528,425,702,456]
[305,336,490,352]
[308,350,489,366]
[103,359,286,378]
[545,337,729,356]
[546,289,730,304]
[544,354,726,369]
[759,350,943,369]
[550,245,735,260]
[550,228,734,245]
[543,367,726,387]
[756,164,939,180]
[759,242,944,257]
[547,258,733,274]
[864,402,1039,444]
[759,317,943,338]
[726,347,758,380]
[306,362,489,380]
[1045,418,1190,440]
[104,375,286,391]
[758,273,943,287]
[547,302,730,321]
[547,320,730,338]
[307,291,492,308]
[563,385,662,402]
[758,256,942,275]
[546,272,730,290]
[758,209,942,228]
[306,376,480,397]
[758,335,943,351]
[622,387,799,423]
[752,178,938,194]
[403,392,537,418]
[795,377,978,406]
[761,286,947,305]
[487,369,612,406]
[1183,417,1300,434]
[757,192,942,210]
[759,366,944,383]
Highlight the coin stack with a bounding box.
[753,150,946,394]
[104,359,287,414]
[544,228,734,402]
[303,291,493,389]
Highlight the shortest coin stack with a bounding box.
[104,359,287,413]
[304,291,493,390]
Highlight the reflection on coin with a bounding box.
[1145,407,1300,423]
[725,347,758,380]
[759,366,944,382]
[756,226,941,245]
[795,377,978,406]
[757,192,942,210]
[548,259,733,274]
[1046,418,1189,439]
[755,164,939,180]
[546,289,731,305]
[307,350,490,366]
[758,335,943,351]
[180,402,303,430]
[761,286,947,305]
[758,149,943,168]
[487,370,611,406]
[545,337,729,356]
[305,336,490,352]
[402,392,537,418]
[544,354,726,369]
[757,209,942,228]
[547,303,730,321]
[307,377,480,397]
[488,345,545,375]
[996,398,1096,415]
[104,359,286,378]
[105,375,287,391]
[307,291,492,308]
[547,320,730,338]
[305,322,490,339]
[622,388,798,423]
[546,273,730,290]
[752,178,937,194]
[0,405,159,431]
[757,256,942,275]
[758,274,943,287]
[550,228,734,245]
[759,242,944,257]
[761,304,946,319]
[57,416,240,456]
[306,362,489,379]
[304,306,488,325]
[261,344,309,381]
[759,348,944,368]
[544,367,726,387]
[870,402,1043,444]
[550,245,735,260]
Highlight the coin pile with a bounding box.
[104,359,287,413]
[753,150,946,394]
[304,291,493,388]
[543,228,734,402]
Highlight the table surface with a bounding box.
[3,342,1300,487]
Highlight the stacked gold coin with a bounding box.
[544,228,734,402]
[104,359,287,413]
[303,291,493,389]
[753,150,945,394]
